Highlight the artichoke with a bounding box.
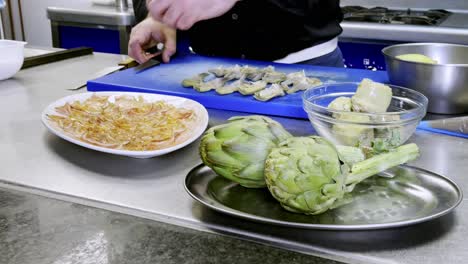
[200,115,292,188]
[264,136,419,215]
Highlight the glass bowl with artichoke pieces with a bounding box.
[302,79,428,153]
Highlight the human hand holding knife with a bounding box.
[128,16,177,65]
[134,45,165,73]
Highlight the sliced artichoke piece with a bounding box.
[285,78,322,94]
[241,65,260,79]
[238,80,268,95]
[328,97,352,112]
[223,65,244,81]
[262,72,286,84]
[216,78,244,95]
[254,84,285,101]
[262,66,275,73]
[306,77,323,87]
[244,66,265,81]
[281,71,322,94]
[262,67,286,84]
[208,66,227,77]
[332,113,374,147]
[351,78,392,113]
[280,71,307,88]
[193,77,226,92]
[199,115,292,188]
[285,70,307,80]
[182,73,210,88]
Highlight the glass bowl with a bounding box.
[302,82,428,148]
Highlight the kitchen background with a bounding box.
[1,0,468,70]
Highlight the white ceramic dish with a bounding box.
[41,92,209,158]
[0,40,26,81]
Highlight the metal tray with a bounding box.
[185,164,463,230]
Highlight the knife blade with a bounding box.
[134,57,161,73]
[417,116,468,138]
[134,48,163,73]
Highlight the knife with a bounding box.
[417,116,468,139]
[134,45,164,73]
[134,56,161,73]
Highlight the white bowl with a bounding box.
[42,92,210,158]
[0,40,26,81]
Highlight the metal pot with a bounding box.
[382,43,468,114]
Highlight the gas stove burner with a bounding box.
[344,14,390,23]
[340,5,368,13]
[391,15,437,26]
[425,9,451,19]
[358,6,389,13]
[342,6,451,26]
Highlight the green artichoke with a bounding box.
[264,136,419,215]
[199,115,292,188]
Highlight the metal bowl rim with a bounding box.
[382,42,468,67]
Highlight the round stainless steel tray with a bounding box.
[185,164,463,230]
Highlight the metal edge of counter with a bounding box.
[46,6,135,26]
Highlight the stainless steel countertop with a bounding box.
[1,50,467,264]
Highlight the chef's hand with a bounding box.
[128,17,176,63]
[146,0,239,30]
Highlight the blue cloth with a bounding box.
[0,0,5,9]
[296,47,345,68]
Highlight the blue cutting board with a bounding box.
[87,54,389,119]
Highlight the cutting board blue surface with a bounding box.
[87,54,389,119]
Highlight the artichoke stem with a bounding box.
[345,143,420,185]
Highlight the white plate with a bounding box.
[41,92,209,158]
